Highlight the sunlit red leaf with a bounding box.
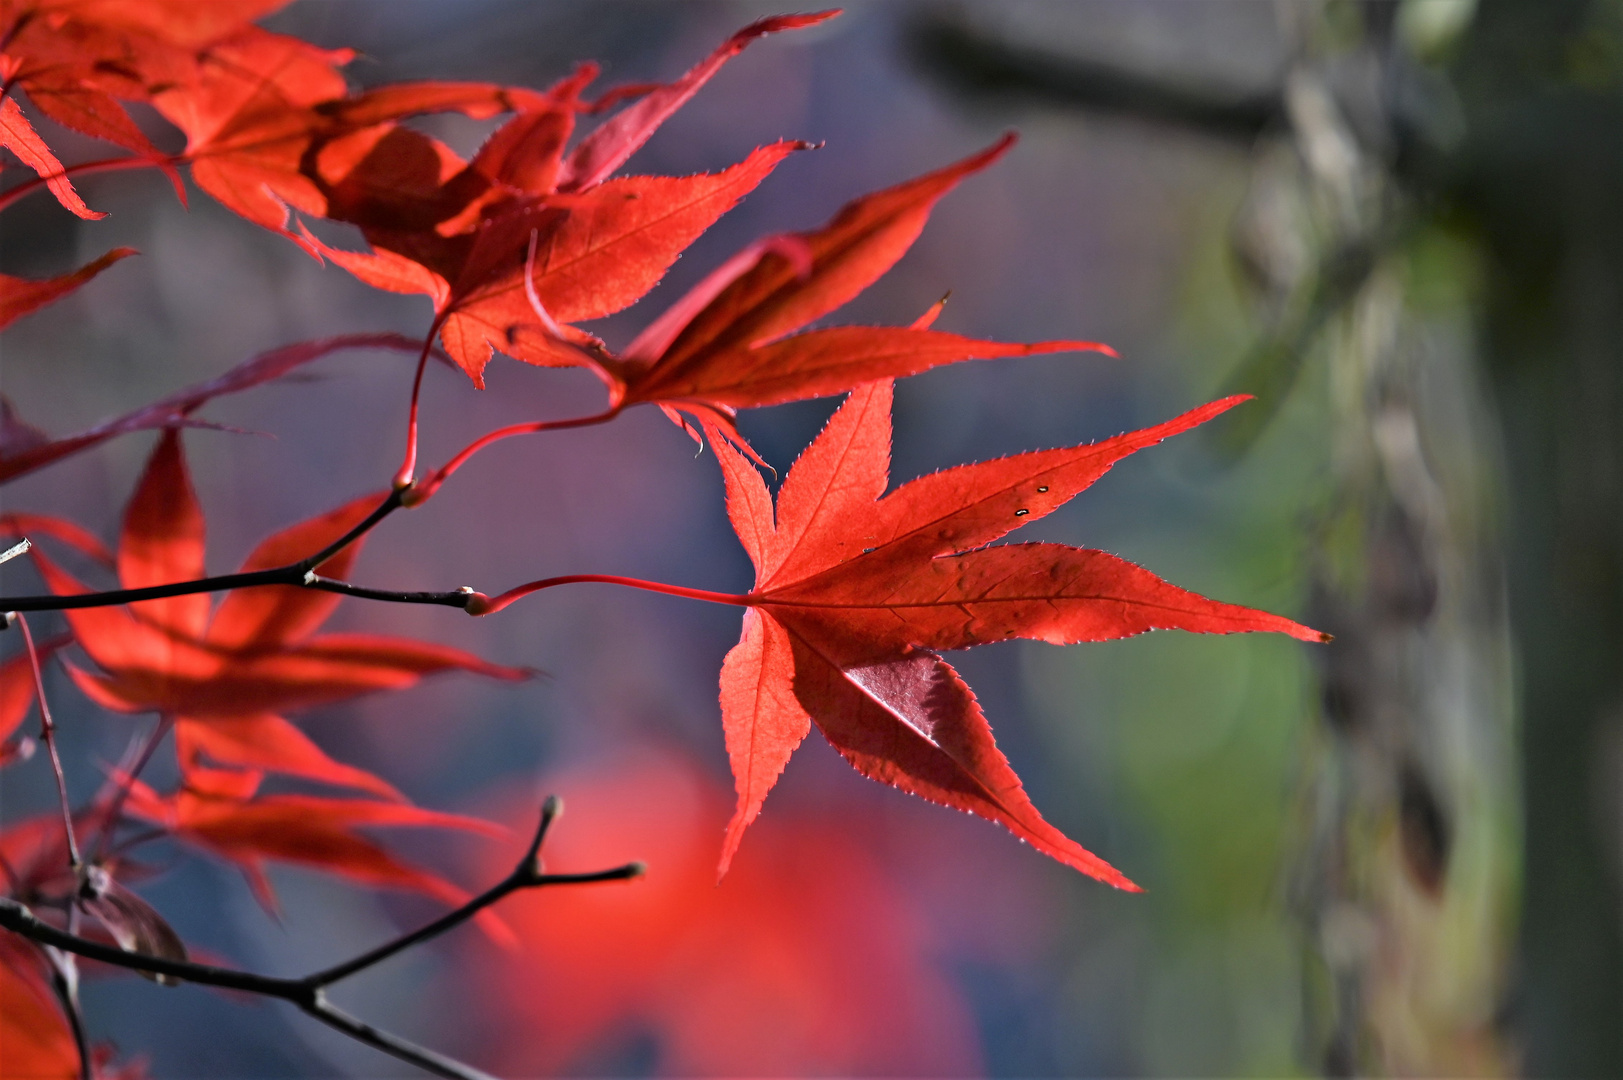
[0,96,104,219]
[26,435,525,874]
[0,1,290,207]
[704,380,1325,883]
[642,136,1018,372]
[554,11,839,192]
[586,137,1111,431]
[118,429,209,641]
[151,27,349,230]
[297,15,833,386]
[25,1,292,49]
[435,141,808,384]
[0,651,38,756]
[175,72,555,237]
[46,556,527,717]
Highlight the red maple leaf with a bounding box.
[0,0,289,209]
[402,135,1118,509]
[706,380,1326,886]
[120,772,508,935]
[596,134,1113,448]
[407,136,1117,503]
[9,429,523,923]
[299,13,836,387]
[150,26,567,240]
[307,139,807,386]
[0,247,135,330]
[0,93,105,218]
[29,430,526,797]
[0,631,66,765]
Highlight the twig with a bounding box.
[0,796,645,1080]
[15,613,80,869]
[0,538,30,565]
[305,487,405,568]
[1,497,752,618]
[404,407,622,507]
[467,574,751,616]
[302,577,482,608]
[0,155,171,215]
[0,399,634,612]
[395,318,450,490]
[0,490,407,614]
[89,714,175,866]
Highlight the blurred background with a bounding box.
[2,0,1619,1076]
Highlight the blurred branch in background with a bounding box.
[908,1,1615,1074]
[910,15,1283,142]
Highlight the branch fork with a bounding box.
[0,795,644,1080]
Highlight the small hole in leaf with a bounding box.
[1014,509,1029,516]
[1036,486,1048,493]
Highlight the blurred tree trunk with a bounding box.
[913,0,1623,1069]
[1226,9,1517,1074]
[1454,1,1623,1074]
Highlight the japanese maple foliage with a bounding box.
[704,380,1323,886]
[0,3,1327,1076]
[19,429,525,913]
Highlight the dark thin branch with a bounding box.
[304,993,499,1080]
[303,577,479,609]
[301,489,404,570]
[0,491,425,614]
[0,796,644,1080]
[309,794,561,987]
[16,613,80,869]
[0,401,625,615]
[3,902,319,994]
[908,14,1285,143]
[4,565,314,612]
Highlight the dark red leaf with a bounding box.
[0,248,136,330]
